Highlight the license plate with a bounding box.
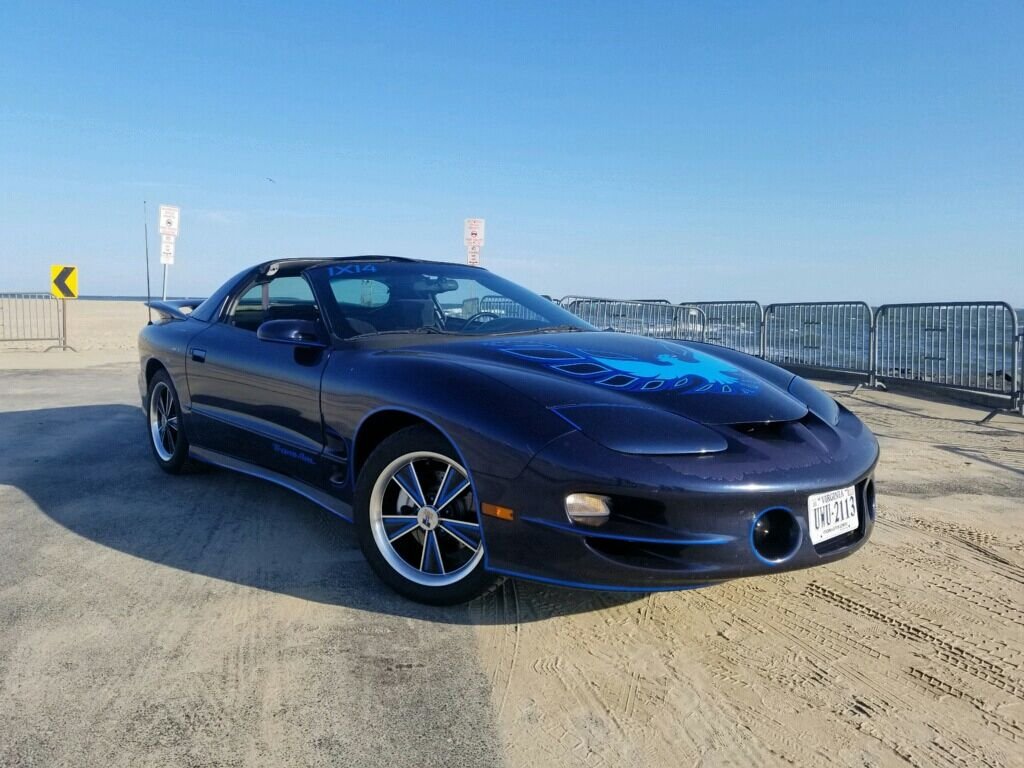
[807,485,859,544]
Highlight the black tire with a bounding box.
[354,425,502,605]
[145,369,191,474]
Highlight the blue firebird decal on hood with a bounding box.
[496,342,760,395]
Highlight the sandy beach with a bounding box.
[0,299,149,369]
[1,301,1022,767]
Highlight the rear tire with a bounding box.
[146,370,190,474]
[354,426,502,605]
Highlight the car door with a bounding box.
[185,274,329,487]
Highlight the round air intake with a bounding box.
[751,507,801,563]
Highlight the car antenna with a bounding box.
[143,200,153,325]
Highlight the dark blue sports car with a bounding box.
[139,257,879,604]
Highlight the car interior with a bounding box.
[228,275,323,332]
[224,264,570,339]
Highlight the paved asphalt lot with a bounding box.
[2,363,1023,767]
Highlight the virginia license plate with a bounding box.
[807,485,859,545]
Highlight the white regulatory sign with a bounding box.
[159,205,181,237]
[464,218,485,246]
[160,236,176,265]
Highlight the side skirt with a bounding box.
[190,445,353,522]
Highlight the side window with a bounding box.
[331,279,390,308]
[227,275,319,332]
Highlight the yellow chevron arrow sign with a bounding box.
[50,265,78,299]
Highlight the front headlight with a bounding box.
[551,405,728,455]
[787,376,840,426]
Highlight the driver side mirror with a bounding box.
[256,319,328,348]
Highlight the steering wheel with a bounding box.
[462,311,500,329]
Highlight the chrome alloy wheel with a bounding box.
[149,380,180,461]
[369,451,484,587]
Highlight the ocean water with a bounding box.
[80,295,203,302]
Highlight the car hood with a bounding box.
[406,331,809,427]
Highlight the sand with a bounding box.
[0,299,149,368]
[1,302,1022,767]
[474,391,1024,766]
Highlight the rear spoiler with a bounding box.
[146,299,205,322]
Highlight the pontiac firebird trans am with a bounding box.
[139,257,879,604]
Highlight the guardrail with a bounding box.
[560,296,706,341]
[763,302,873,374]
[555,294,1023,416]
[0,293,70,350]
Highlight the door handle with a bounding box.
[190,348,207,363]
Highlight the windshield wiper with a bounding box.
[349,327,454,339]
[530,324,590,333]
[485,324,591,337]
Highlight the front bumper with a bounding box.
[476,408,879,591]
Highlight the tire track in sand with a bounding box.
[806,582,1024,702]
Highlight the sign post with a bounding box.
[49,264,78,352]
[464,218,485,265]
[158,205,180,300]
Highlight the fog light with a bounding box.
[565,493,611,527]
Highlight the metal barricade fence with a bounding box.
[687,301,763,356]
[873,302,1019,398]
[557,296,594,308]
[555,294,1022,414]
[0,293,65,346]
[561,296,706,341]
[763,302,873,373]
[478,294,545,320]
[1018,326,1024,412]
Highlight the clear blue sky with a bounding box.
[1,1,1021,304]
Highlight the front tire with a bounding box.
[146,370,190,474]
[354,426,501,605]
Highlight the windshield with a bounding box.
[310,261,593,339]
